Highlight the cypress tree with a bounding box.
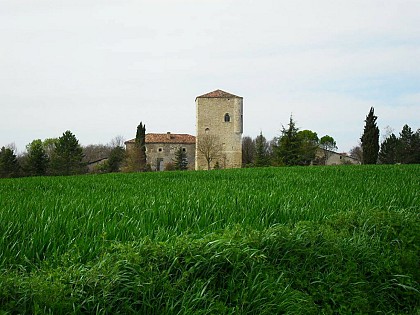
[133,122,147,171]
[360,107,379,164]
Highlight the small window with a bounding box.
[158,148,163,152]
[224,113,230,122]
[182,147,186,152]
[205,128,210,134]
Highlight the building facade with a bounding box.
[195,89,243,170]
[315,148,361,165]
[125,132,196,171]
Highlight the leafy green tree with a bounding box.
[42,138,59,158]
[297,130,319,166]
[360,107,379,164]
[173,147,188,170]
[50,131,85,175]
[320,135,337,151]
[0,146,20,178]
[378,133,399,164]
[254,132,270,167]
[319,135,337,165]
[26,139,49,176]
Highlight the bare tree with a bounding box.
[242,136,255,166]
[197,134,223,170]
[82,144,111,163]
[349,144,363,162]
[109,135,125,149]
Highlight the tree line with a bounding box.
[0,131,126,178]
[357,107,420,164]
[2,111,418,177]
[242,116,338,167]
[0,122,189,178]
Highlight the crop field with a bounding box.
[0,165,419,314]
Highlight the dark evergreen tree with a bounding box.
[173,147,188,170]
[135,122,147,171]
[0,146,20,178]
[398,124,417,164]
[254,132,270,167]
[413,129,420,163]
[107,146,125,172]
[50,131,85,175]
[26,139,49,176]
[378,133,399,164]
[274,116,301,166]
[360,107,379,164]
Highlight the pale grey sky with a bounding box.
[1,0,419,153]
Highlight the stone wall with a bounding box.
[146,142,195,170]
[125,133,196,171]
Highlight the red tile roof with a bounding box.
[125,133,196,144]
[196,89,242,99]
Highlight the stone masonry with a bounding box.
[125,133,196,171]
[195,90,243,170]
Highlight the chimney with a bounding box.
[166,132,171,140]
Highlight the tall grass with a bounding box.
[0,165,419,313]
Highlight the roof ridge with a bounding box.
[125,133,196,144]
[196,89,242,99]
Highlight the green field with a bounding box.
[0,165,419,314]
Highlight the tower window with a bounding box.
[205,128,210,134]
[224,113,231,122]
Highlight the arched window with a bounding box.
[205,128,210,134]
[224,113,230,122]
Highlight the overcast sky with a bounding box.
[1,0,419,153]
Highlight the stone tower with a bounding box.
[195,89,243,170]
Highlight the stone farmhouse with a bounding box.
[125,133,196,171]
[316,149,360,165]
[125,89,243,171]
[124,89,358,171]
